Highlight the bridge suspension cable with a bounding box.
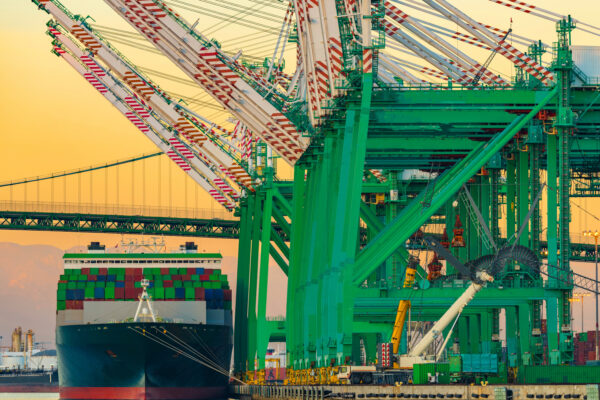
[0,152,162,189]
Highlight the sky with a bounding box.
[1,0,600,343]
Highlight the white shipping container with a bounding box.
[572,46,600,78]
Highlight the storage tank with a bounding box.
[25,330,34,353]
[10,327,22,352]
[572,46,600,81]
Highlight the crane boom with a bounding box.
[47,27,240,209]
[471,28,512,86]
[101,0,307,165]
[390,257,418,361]
[33,0,255,193]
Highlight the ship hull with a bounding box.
[0,370,59,393]
[57,322,232,400]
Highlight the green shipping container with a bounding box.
[193,281,202,288]
[185,288,195,300]
[105,287,115,299]
[220,275,227,282]
[413,363,450,384]
[84,287,95,299]
[174,280,183,288]
[178,268,187,274]
[95,282,106,288]
[90,268,99,275]
[165,287,175,299]
[134,281,142,288]
[60,274,68,281]
[183,281,192,288]
[224,301,232,310]
[57,289,66,301]
[449,355,462,373]
[518,365,600,384]
[169,268,177,275]
[79,275,87,281]
[57,300,66,310]
[106,281,115,288]
[67,282,77,289]
[163,275,171,280]
[117,274,125,281]
[76,282,86,289]
[191,275,199,281]
[154,281,163,288]
[58,282,67,290]
[154,287,165,300]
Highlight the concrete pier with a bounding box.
[231,384,600,400]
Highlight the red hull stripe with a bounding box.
[60,385,226,399]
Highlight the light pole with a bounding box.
[583,230,599,360]
[570,293,591,333]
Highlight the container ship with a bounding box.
[56,240,233,400]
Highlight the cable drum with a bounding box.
[465,245,541,283]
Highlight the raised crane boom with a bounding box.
[101,0,307,165]
[471,28,512,86]
[33,0,254,194]
[47,30,238,209]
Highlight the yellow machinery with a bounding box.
[390,256,418,367]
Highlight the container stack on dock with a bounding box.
[574,332,598,365]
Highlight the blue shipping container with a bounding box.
[175,287,185,299]
[115,281,125,288]
[94,287,105,298]
[107,274,116,282]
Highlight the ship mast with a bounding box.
[133,279,157,322]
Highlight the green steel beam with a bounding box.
[352,88,557,285]
[234,196,252,371]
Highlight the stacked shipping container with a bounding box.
[574,331,599,365]
[57,250,232,327]
[58,267,231,308]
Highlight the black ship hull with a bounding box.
[0,370,59,393]
[57,322,232,400]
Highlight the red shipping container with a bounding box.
[186,268,195,275]
[160,267,169,275]
[181,275,191,281]
[588,351,597,361]
[81,268,91,275]
[223,289,232,301]
[125,281,135,288]
[163,280,173,288]
[98,268,108,275]
[200,274,210,281]
[125,288,137,300]
[88,275,97,281]
[125,268,135,275]
[204,269,213,275]
[172,274,180,281]
[125,275,134,282]
[195,287,205,300]
[114,287,125,299]
[65,300,75,309]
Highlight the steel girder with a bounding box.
[0,210,240,237]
